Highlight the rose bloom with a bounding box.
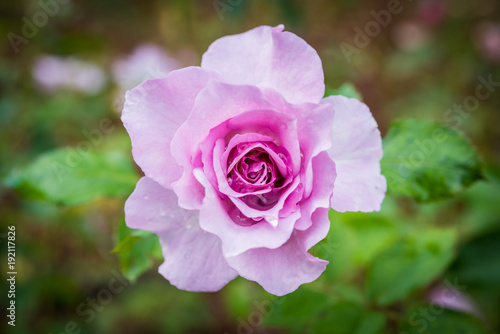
[122,25,386,295]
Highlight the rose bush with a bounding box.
[122,25,386,295]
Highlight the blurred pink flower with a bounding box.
[111,43,180,91]
[474,23,500,63]
[32,55,106,95]
[417,0,447,25]
[393,21,430,51]
[122,25,386,295]
[429,283,481,317]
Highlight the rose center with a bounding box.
[224,141,289,210]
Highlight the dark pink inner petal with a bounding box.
[225,141,291,210]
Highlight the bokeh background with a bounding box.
[1,0,500,333]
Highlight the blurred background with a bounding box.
[1,0,500,333]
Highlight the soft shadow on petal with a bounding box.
[124,177,237,291]
[201,25,325,104]
[122,67,221,190]
[225,208,331,296]
[322,95,387,212]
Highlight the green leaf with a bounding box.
[457,164,500,238]
[114,219,163,282]
[5,148,138,205]
[447,230,500,325]
[264,287,330,333]
[222,277,267,320]
[309,302,385,334]
[315,200,401,280]
[314,212,357,280]
[399,308,492,334]
[367,228,457,305]
[331,209,400,267]
[325,83,362,100]
[381,119,483,202]
[264,288,384,334]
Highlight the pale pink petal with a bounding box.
[295,152,336,230]
[201,25,325,104]
[194,169,299,257]
[172,80,274,162]
[262,89,334,198]
[225,208,330,296]
[428,284,481,317]
[122,67,221,190]
[322,95,386,212]
[124,177,237,291]
[170,81,301,210]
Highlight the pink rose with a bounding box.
[122,25,386,295]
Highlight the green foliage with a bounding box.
[113,220,163,282]
[4,148,138,206]
[264,288,385,334]
[310,302,385,334]
[264,288,331,332]
[366,228,457,305]
[399,308,491,334]
[457,165,500,238]
[313,205,401,281]
[381,119,483,202]
[447,230,500,328]
[325,82,362,100]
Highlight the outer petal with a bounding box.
[201,25,325,104]
[295,152,336,230]
[264,87,335,197]
[225,208,331,296]
[124,177,237,291]
[121,67,221,190]
[194,169,299,257]
[322,95,386,212]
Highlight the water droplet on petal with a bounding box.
[144,196,149,200]
[278,153,287,163]
[267,217,279,227]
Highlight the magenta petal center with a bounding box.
[225,141,291,210]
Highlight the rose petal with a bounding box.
[122,67,221,190]
[230,176,302,222]
[201,25,325,104]
[225,208,330,296]
[170,82,301,209]
[262,87,335,198]
[294,151,336,230]
[213,136,292,199]
[124,177,237,291]
[194,168,299,257]
[322,95,386,212]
